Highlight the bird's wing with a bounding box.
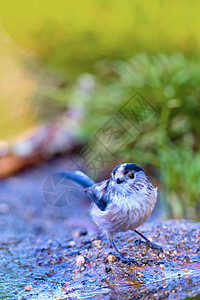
[85,179,110,211]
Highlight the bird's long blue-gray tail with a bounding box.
[57,171,95,188]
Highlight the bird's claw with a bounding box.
[134,238,163,252]
[147,241,163,252]
[109,251,138,264]
[134,239,145,245]
[114,253,139,265]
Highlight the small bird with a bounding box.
[59,163,163,263]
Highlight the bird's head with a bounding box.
[111,163,146,185]
[111,163,145,184]
[110,163,157,200]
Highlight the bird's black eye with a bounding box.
[129,172,134,179]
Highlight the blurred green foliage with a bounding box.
[34,53,200,219]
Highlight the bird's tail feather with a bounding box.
[57,171,95,188]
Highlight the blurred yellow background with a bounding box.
[1,0,200,140]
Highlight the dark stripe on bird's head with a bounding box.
[123,163,144,174]
[111,163,144,176]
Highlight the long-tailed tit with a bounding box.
[59,163,163,263]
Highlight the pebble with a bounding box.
[160,264,165,268]
[75,255,85,267]
[107,254,117,262]
[24,285,33,291]
[127,237,134,242]
[92,240,102,247]
[69,241,76,247]
[137,272,145,278]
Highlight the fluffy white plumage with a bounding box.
[89,163,157,238]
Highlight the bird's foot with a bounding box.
[134,239,146,245]
[146,241,163,252]
[134,239,163,252]
[108,238,140,265]
[110,252,138,265]
[119,256,138,264]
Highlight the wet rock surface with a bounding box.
[0,220,200,299]
[0,158,199,299]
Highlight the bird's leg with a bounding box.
[134,229,163,252]
[108,238,138,264]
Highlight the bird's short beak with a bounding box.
[116,178,124,184]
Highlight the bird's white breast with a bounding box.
[91,187,157,235]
